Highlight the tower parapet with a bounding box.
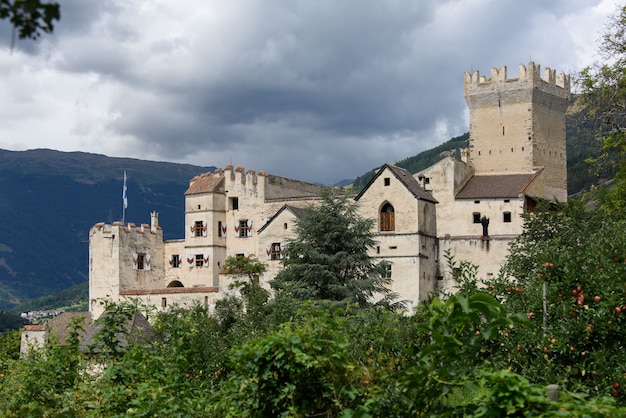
[464,62,570,97]
[463,62,569,202]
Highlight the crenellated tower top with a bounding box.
[464,62,570,95]
[463,62,569,202]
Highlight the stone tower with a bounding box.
[464,62,570,201]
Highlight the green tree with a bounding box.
[0,0,60,46]
[487,199,626,403]
[271,189,398,309]
[578,4,626,207]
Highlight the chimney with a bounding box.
[150,211,159,232]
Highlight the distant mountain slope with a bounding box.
[0,149,212,310]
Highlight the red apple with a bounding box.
[576,285,583,293]
[594,295,601,302]
[571,289,578,296]
[616,306,622,315]
[614,382,620,390]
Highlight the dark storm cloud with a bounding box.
[0,0,614,184]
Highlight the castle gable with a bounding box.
[356,164,437,203]
[258,204,306,234]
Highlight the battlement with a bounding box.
[92,216,162,236]
[464,62,570,94]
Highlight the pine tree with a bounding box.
[270,189,399,309]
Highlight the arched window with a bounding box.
[380,203,395,232]
[167,280,184,288]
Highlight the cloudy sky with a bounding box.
[0,0,620,184]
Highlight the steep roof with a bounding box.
[47,312,92,345]
[355,164,438,203]
[184,171,225,195]
[79,311,153,354]
[258,204,306,233]
[455,173,538,199]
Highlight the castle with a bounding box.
[88,62,570,319]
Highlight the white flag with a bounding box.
[123,171,128,209]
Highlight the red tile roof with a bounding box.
[185,172,225,195]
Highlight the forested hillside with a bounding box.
[0,149,212,309]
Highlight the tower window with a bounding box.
[473,212,481,223]
[161,298,167,308]
[194,221,204,237]
[170,254,181,268]
[380,203,395,232]
[230,197,239,210]
[503,212,512,223]
[384,177,390,186]
[195,254,204,267]
[137,253,145,270]
[284,223,288,230]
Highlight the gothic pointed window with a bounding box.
[380,203,395,232]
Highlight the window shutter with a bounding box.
[145,254,151,271]
[202,221,208,237]
[247,220,253,237]
[221,222,227,237]
[186,254,194,266]
[203,254,209,267]
[132,252,138,269]
[280,243,287,259]
[169,255,174,267]
[189,224,195,236]
[234,223,240,238]
[266,244,271,260]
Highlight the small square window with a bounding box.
[171,254,181,268]
[161,297,167,308]
[195,254,204,267]
[384,177,390,186]
[503,212,512,223]
[424,177,430,184]
[474,200,480,204]
[473,212,481,223]
[230,197,239,210]
[284,223,288,230]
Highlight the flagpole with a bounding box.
[122,170,128,224]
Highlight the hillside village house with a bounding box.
[88,62,569,319]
